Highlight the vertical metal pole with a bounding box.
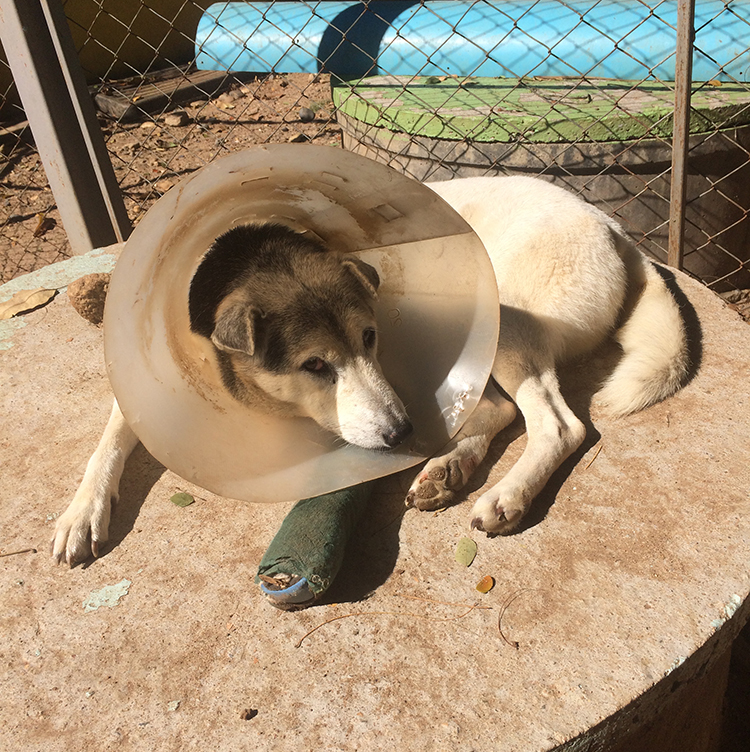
[668,0,695,270]
[0,0,131,255]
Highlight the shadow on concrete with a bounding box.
[318,476,408,605]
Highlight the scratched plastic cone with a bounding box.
[104,144,499,503]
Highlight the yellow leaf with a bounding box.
[33,213,56,237]
[0,288,57,320]
[476,575,495,593]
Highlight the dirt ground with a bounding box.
[0,72,338,284]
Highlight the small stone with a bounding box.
[217,90,240,104]
[67,273,110,326]
[163,110,189,127]
[298,106,315,123]
[155,178,174,194]
[139,121,157,130]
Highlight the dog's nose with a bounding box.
[383,419,413,448]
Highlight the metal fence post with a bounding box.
[668,0,696,270]
[0,0,131,254]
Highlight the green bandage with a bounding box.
[255,481,375,609]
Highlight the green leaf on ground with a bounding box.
[170,492,194,507]
[455,537,477,566]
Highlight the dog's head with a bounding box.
[189,223,412,450]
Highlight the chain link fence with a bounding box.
[1,0,749,309]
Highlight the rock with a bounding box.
[155,178,175,194]
[163,110,189,127]
[66,273,110,326]
[217,90,240,104]
[288,133,310,143]
[299,106,315,123]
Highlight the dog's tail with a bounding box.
[598,239,689,417]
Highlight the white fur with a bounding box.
[51,401,138,564]
[406,176,688,532]
[51,175,689,562]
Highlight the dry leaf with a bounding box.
[0,288,57,320]
[476,575,495,593]
[170,492,194,507]
[455,537,477,567]
[33,213,56,237]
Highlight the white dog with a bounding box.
[51,176,688,564]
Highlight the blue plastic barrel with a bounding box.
[195,0,750,82]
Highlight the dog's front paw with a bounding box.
[469,485,528,535]
[406,452,478,511]
[50,486,112,566]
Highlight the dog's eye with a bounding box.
[362,328,377,350]
[301,357,329,375]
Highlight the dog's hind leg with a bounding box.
[406,380,517,511]
[50,399,139,566]
[469,367,586,535]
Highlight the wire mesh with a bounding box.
[1,0,749,301]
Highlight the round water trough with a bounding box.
[335,75,750,290]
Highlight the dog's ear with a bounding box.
[211,304,258,356]
[342,256,380,299]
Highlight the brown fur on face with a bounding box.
[188,223,412,449]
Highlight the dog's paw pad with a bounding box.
[405,482,447,511]
[406,459,468,511]
[414,480,438,499]
[431,459,466,491]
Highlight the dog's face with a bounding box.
[189,224,412,450]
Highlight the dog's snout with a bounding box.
[383,419,413,449]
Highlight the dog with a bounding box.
[50,175,688,565]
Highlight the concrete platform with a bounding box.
[1,251,749,751]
